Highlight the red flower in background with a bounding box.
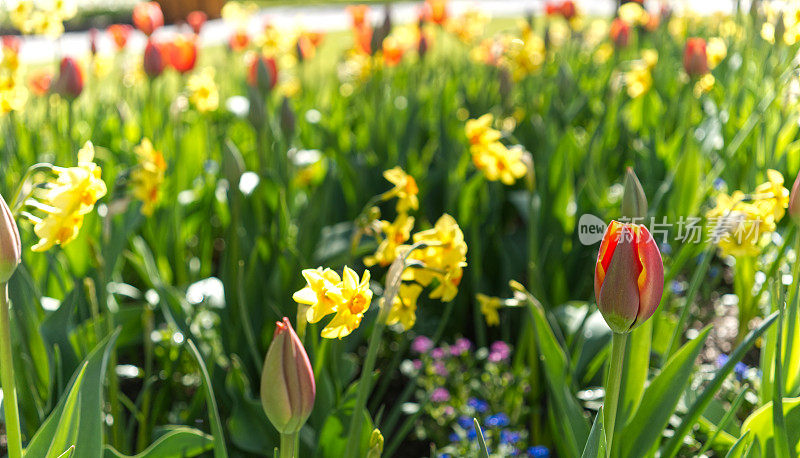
[545,1,576,20]
[187,10,208,35]
[133,2,164,36]
[683,37,709,76]
[422,0,448,25]
[354,25,373,54]
[297,31,324,60]
[610,18,630,47]
[53,57,84,99]
[382,36,405,66]
[144,40,166,78]
[29,70,53,96]
[165,34,197,74]
[347,4,370,29]
[229,29,250,51]
[107,24,133,50]
[247,54,278,91]
[1,36,20,54]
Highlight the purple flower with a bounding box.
[431,387,451,402]
[501,430,522,444]
[431,347,446,359]
[412,359,423,370]
[467,398,489,413]
[434,361,449,377]
[412,336,433,354]
[489,341,511,362]
[528,446,550,457]
[716,354,729,368]
[450,338,472,356]
[485,413,509,428]
[443,406,455,416]
[734,362,748,380]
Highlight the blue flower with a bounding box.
[438,454,451,458]
[467,398,489,413]
[448,432,460,442]
[457,416,473,430]
[713,178,726,191]
[500,430,522,444]
[527,445,550,457]
[716,354,729,368]
[734,362,748,380]
[485,413,509,428]
[467,428,478,441]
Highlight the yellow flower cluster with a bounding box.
[476,293,501,326]
[706,37,727,69]
[187,68,219,113]
[9,0,76,38]
[465,114,527,185]
[366,167,419,267]
[29,142,107,252]
[501,23,546,81]
[131,138,167,216]
[0,43,27,115]
[293,266,373,339]
[446,8,490,44]
[761,4,800,45]
[706,170,789,258]
[625,49,658,99]
[693,73,716,98]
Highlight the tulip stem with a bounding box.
[604,331,628,458]
[279,433,296,458]
[0,283,22,458]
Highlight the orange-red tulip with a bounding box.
[247,55,278,91]
[133,2,164,36]
[29,70,52,96]
[228,29,250,52]
[1,36,20,54]
[347,4,370,29]
[594,221,663,333]
[684,37,709,77]
[423,0,448,25]
[187,10,208,35]
[610,18,630,48]
[107,24,133,50]
[166,34,197,74]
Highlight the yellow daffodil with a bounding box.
[693,73,715,98]
[31,142,107,251]
[131,138,167,215]
[446,8,490,44]
[403,214,468,302]
[187,68,219,113]
[382,167,419,212]
[471,142,528,185]
[707,191,775,258]
[386,282,423,330]
[465,114,501,146]
[706,37,727,69]
[476,293,501,326]
[320,267,373,339]
[293,267,344,323]
[618,2,648,26]
[365,213,415,267]
[501,35,546,81]
[753,169,790,221]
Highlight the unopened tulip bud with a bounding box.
[247,85,266,128]
[143,40,165,78]
[790,169,800,225]
[0,194,21,284]
[621,167,647,220]
[594,221,663,333]
[248,55,278,93]
[610,18,630,48]
[54,57,83,99]
[683,37,709,77]
[260,317,316,434]
[280,97,295,139]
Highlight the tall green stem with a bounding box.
[604,332,628,458]
[279,432,296,458]
[0,283,22,458]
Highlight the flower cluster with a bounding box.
[0,38,27,115]
[404,337,546,457]
[293,266,373,339]
[131,138,167,216]
[624,49,658,99]
[187,67,219,112]
[25,142,107,252]
[465,114,528,185]
[9,0,76,38]
[706,170,789,258]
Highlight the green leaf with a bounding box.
[474,419,489,458]
[45,362,87,458]
[617,319,651,431]
[662,312,780,458]
[56,446,75,458]
[529,302,589,457]
[103,427,213,458]
[619,326,711,458]
[581,408,606,458]
[186,339,228,458]
[315,387,373,458]
[25,330,120,458]
[740,397,800,457]
[726,433,754,458]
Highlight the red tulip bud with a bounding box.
[610,18,630,48]
[54,57,83,99]
[248,55,278,92]
[594,221,663,333]
[0,194,21,284]
[260,317,316,434]
[790,169,800,226]
[107,24,132,50]
[187,10,208,35]
[133,1,164,36]
[683,37,709,77]
[143,40,165,78]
